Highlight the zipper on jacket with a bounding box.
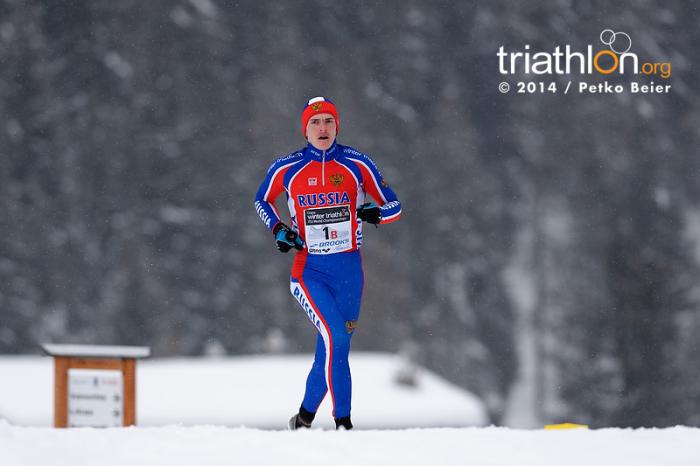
[322,150,326,186]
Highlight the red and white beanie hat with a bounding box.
[301,96,339,138]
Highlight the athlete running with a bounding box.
[254,96,401,430]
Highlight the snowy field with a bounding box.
[1,353,698,466]
[0,352,486,429]
[1,422,698,466]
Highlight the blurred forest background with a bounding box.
[1,0,699,428]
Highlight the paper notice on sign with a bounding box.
[68,369,123,427]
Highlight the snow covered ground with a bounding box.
[1,422,697,466]
[0,352,486,429]
[1,353,698,465]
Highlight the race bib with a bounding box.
[304,205,352,255]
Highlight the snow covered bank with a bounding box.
[0,352,486,429]
[1,422,697,466]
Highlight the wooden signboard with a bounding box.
[41,344,150,428]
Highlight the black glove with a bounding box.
[357,202,381,225]
[273,223,305,253]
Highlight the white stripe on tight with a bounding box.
[289,280,335,411]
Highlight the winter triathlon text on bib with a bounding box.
[304,205,352,255]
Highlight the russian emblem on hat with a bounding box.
[302,96,340,138]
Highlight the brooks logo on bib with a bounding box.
[305,206,352,255]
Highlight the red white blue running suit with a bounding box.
[254,141,401,418]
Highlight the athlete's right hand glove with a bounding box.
[273,222,305,253]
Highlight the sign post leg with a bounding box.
[123,359,136,426]
[54,357,69,428]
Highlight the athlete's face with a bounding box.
[306,113,337,151]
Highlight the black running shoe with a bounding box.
[288,406,315,430]
[334,416,353,430]
[288,413,312,430]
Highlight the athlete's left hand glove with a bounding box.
[273,222,305,253]
[357,202,381,225]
